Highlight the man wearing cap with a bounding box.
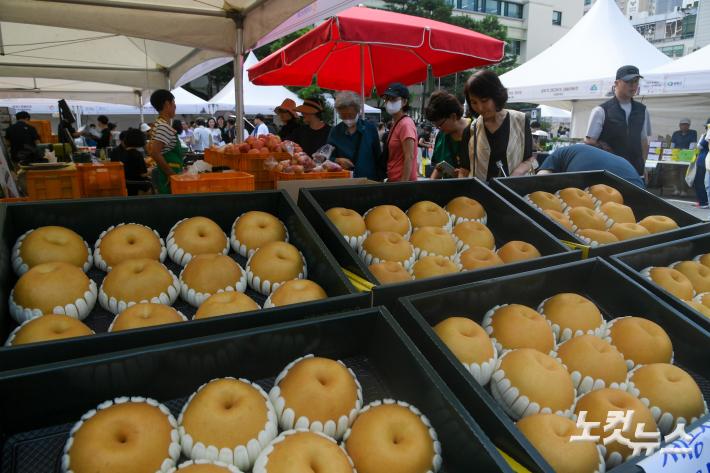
[585,65,651,178]
[251,114,269,138]
[293,97,331,156]
[671,118,697,150]
[275,98,300,142]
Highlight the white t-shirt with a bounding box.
[252,123,269,137]
[191,126,211,151]
[586,102,651,141]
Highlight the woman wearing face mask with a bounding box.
[382,83,418,181]
[466,70,535,180]
[327,91,382,180]
[425,91,471,179]
[207,117,225,147]
[293,96,331,156]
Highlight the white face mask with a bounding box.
[343,117,358,127]
[385,99,402,115]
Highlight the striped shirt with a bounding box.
[150,117,177,153]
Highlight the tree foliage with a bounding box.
[382,0,518,116]
[184,1,518,112]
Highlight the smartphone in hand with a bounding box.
[435,161,457,179]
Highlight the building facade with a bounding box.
[365,0,585,63]
[445,0,585,62]
[586,0,705,57]
[630,1,703,57]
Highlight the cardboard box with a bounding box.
[277,177,378,201]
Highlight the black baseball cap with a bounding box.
[616,65,643,81]
[383,82,410,99]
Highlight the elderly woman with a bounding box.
[425,91,471,179]
[466,70,536,180]
[327,91,382,180]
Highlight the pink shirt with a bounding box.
[387,116,418,181]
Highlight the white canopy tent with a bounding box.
[0,0,323,139]
[499,0,680,138]
[501,0,670,103]
[643,44,710,96]
[0,77,140,106]
[539,105,571,120]
[210,52,301,114]
[0,87,208,115]
[209,52,380,115]
[142,87,211,115]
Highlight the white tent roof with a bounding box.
[210,52,301,114]
[641,44,710,96]
[0,77,139,105]
[209,52,381,114]
[501,0,670,103]
[648,44,710,75]
[142,87,210,114]
[0,88,208,115]
[539,105,571,119]
[0,0,315,92]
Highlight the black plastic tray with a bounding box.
[0,192,368,371]
[395,258,709,473]
[610,233,710,330]
[0,307,513,473]
[491,171,709,257]
[298,179,579,309]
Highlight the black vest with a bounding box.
[598,97,646,175]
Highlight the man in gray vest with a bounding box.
[585,65,651,178]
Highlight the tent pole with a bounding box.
[360,44,365,115]
[74,106,82,129]
[233,18,245,144]
[137,90,144,124]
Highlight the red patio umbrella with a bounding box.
[248,6,505,100]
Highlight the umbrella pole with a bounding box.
[234,22,245,144]
[360,44,365,115]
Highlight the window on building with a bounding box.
[660,45,684,57]
[506,40,522,57]
[681,14,696,39]
[666,19,682,38]
[505,2,523,18]
[634,22,656,41]
[458,0,479,11]
[485,0,502,14]
[552,10,562,25]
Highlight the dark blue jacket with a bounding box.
[327,119,381,180]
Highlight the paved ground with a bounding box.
[664,198,710,221]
